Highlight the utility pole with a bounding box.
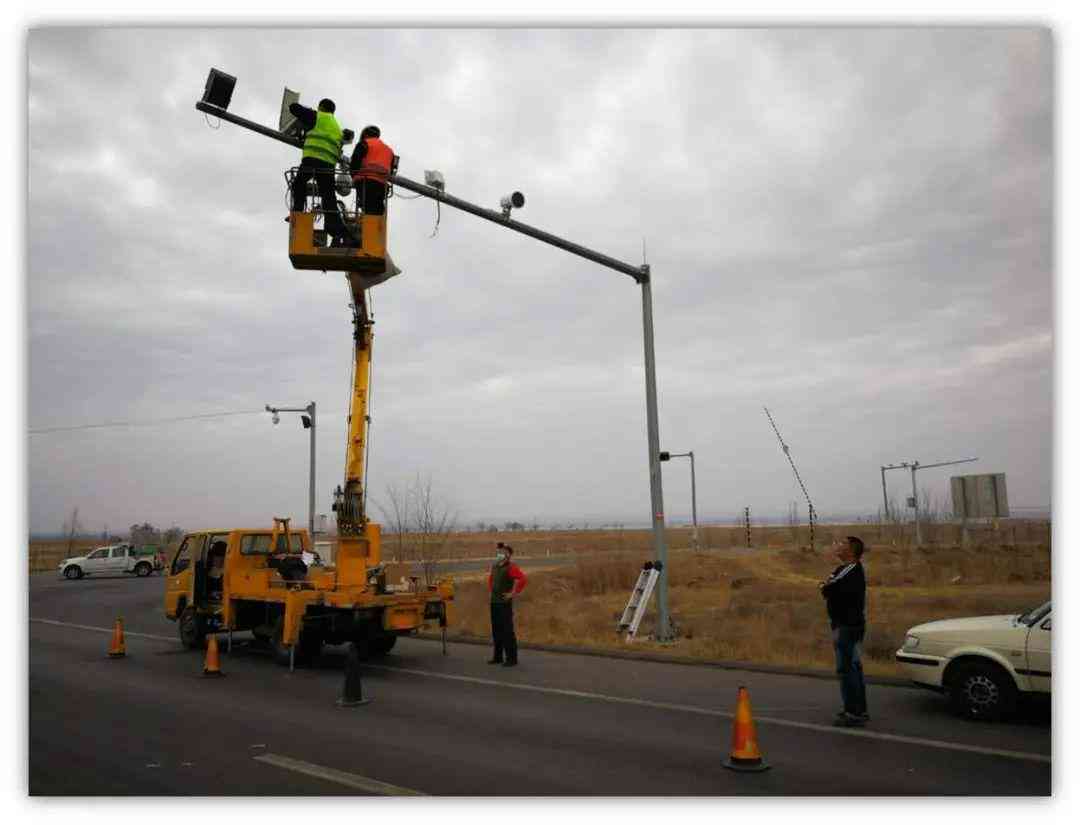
[387,173,673,641]
[763,407,817,550]
[882,457,977,545]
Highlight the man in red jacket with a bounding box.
[350,125,394,216]
[487,542,527,667]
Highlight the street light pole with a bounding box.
[660,449,698,550]
[388,173,673,641]
[265,401,317,540]
[880,465,889,520]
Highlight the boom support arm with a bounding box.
[334,283,374,534]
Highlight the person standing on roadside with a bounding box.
[820,535,869,727]
[487,542,527,667]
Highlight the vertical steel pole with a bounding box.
[640,270,671,641]
[880,466,889,521]
[308,401,316,542]
[689,451,699,549]
[911,463,921,546]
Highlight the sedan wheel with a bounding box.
[63,566,81,580]
[949,661,1017,721]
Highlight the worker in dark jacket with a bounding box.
[289,98,353,246]
[487,542,527,667]
[820,536,869,727]
[350,125,394,216]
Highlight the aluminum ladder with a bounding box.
[617,562,662,641]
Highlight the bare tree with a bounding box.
[63,507,81,557]
[374,473,457,583]
[378,481,412,563]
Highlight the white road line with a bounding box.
[30,617,1050,766]
[367,664,1051,765]
[31,617,176,642]
[252,753,424,796]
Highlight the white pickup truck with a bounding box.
[58,544,161,580]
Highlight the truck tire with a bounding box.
[134,562,152,577]
[947,660,1018,722]
[63,565,83,580]
[370,634,397,657]
[179,606,206,650]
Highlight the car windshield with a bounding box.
[1017,601,1051,626]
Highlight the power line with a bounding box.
[28,409,266,434]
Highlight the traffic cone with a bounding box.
[723,685,770,772]
[107,616,126,658]
[337,642,372,707]
[203,634,224,677]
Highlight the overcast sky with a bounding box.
[25,27,1053,535]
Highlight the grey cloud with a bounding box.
[27,27,1053,533]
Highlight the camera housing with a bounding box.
[499,191,525,218]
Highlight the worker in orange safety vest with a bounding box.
[350,125,395,216]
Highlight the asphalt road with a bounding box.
[28,573,1051,796]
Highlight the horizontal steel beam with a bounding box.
[389,174,647,283]
[196,101,304,149]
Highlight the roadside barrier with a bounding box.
[107,616,126,658]
[337,643,373,707]
[723,685,770,772]
[203,634,224,677]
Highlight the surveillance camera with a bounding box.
[424,170,445,191]
[272,412,280,425]
[499,191,525,218]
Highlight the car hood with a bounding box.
[909,614,1019,636]
[61,556,88,565]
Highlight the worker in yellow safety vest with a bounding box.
[289,98,354,246]
[350,125,395,217]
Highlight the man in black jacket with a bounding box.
[820,536,869,727]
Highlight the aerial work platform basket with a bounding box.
[288,210,388,274]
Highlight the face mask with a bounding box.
[496,552,506,562]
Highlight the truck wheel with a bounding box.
[135,562,152,577]
[947,660,1018,721]
[370,634,397,657]
[179,606,206,650]
[63,565,82,580]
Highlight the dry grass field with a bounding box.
[441,528,1051,678]
[29,521,1051,677]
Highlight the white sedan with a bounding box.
[895,601,1051,721]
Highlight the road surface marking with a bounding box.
[252,753,424,795]
[30,618,1050,765]
[31,617,176,642]
[367,664,1051,765]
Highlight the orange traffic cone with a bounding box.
[723,685,770,772]
[203,634,224,677]
[107,616,126,658]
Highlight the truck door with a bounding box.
[165,534,204,618]
[1024,611,1051,694]
[108,545,130,574]
[84,547,109,574]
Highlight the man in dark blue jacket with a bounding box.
[820,536,869,727]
